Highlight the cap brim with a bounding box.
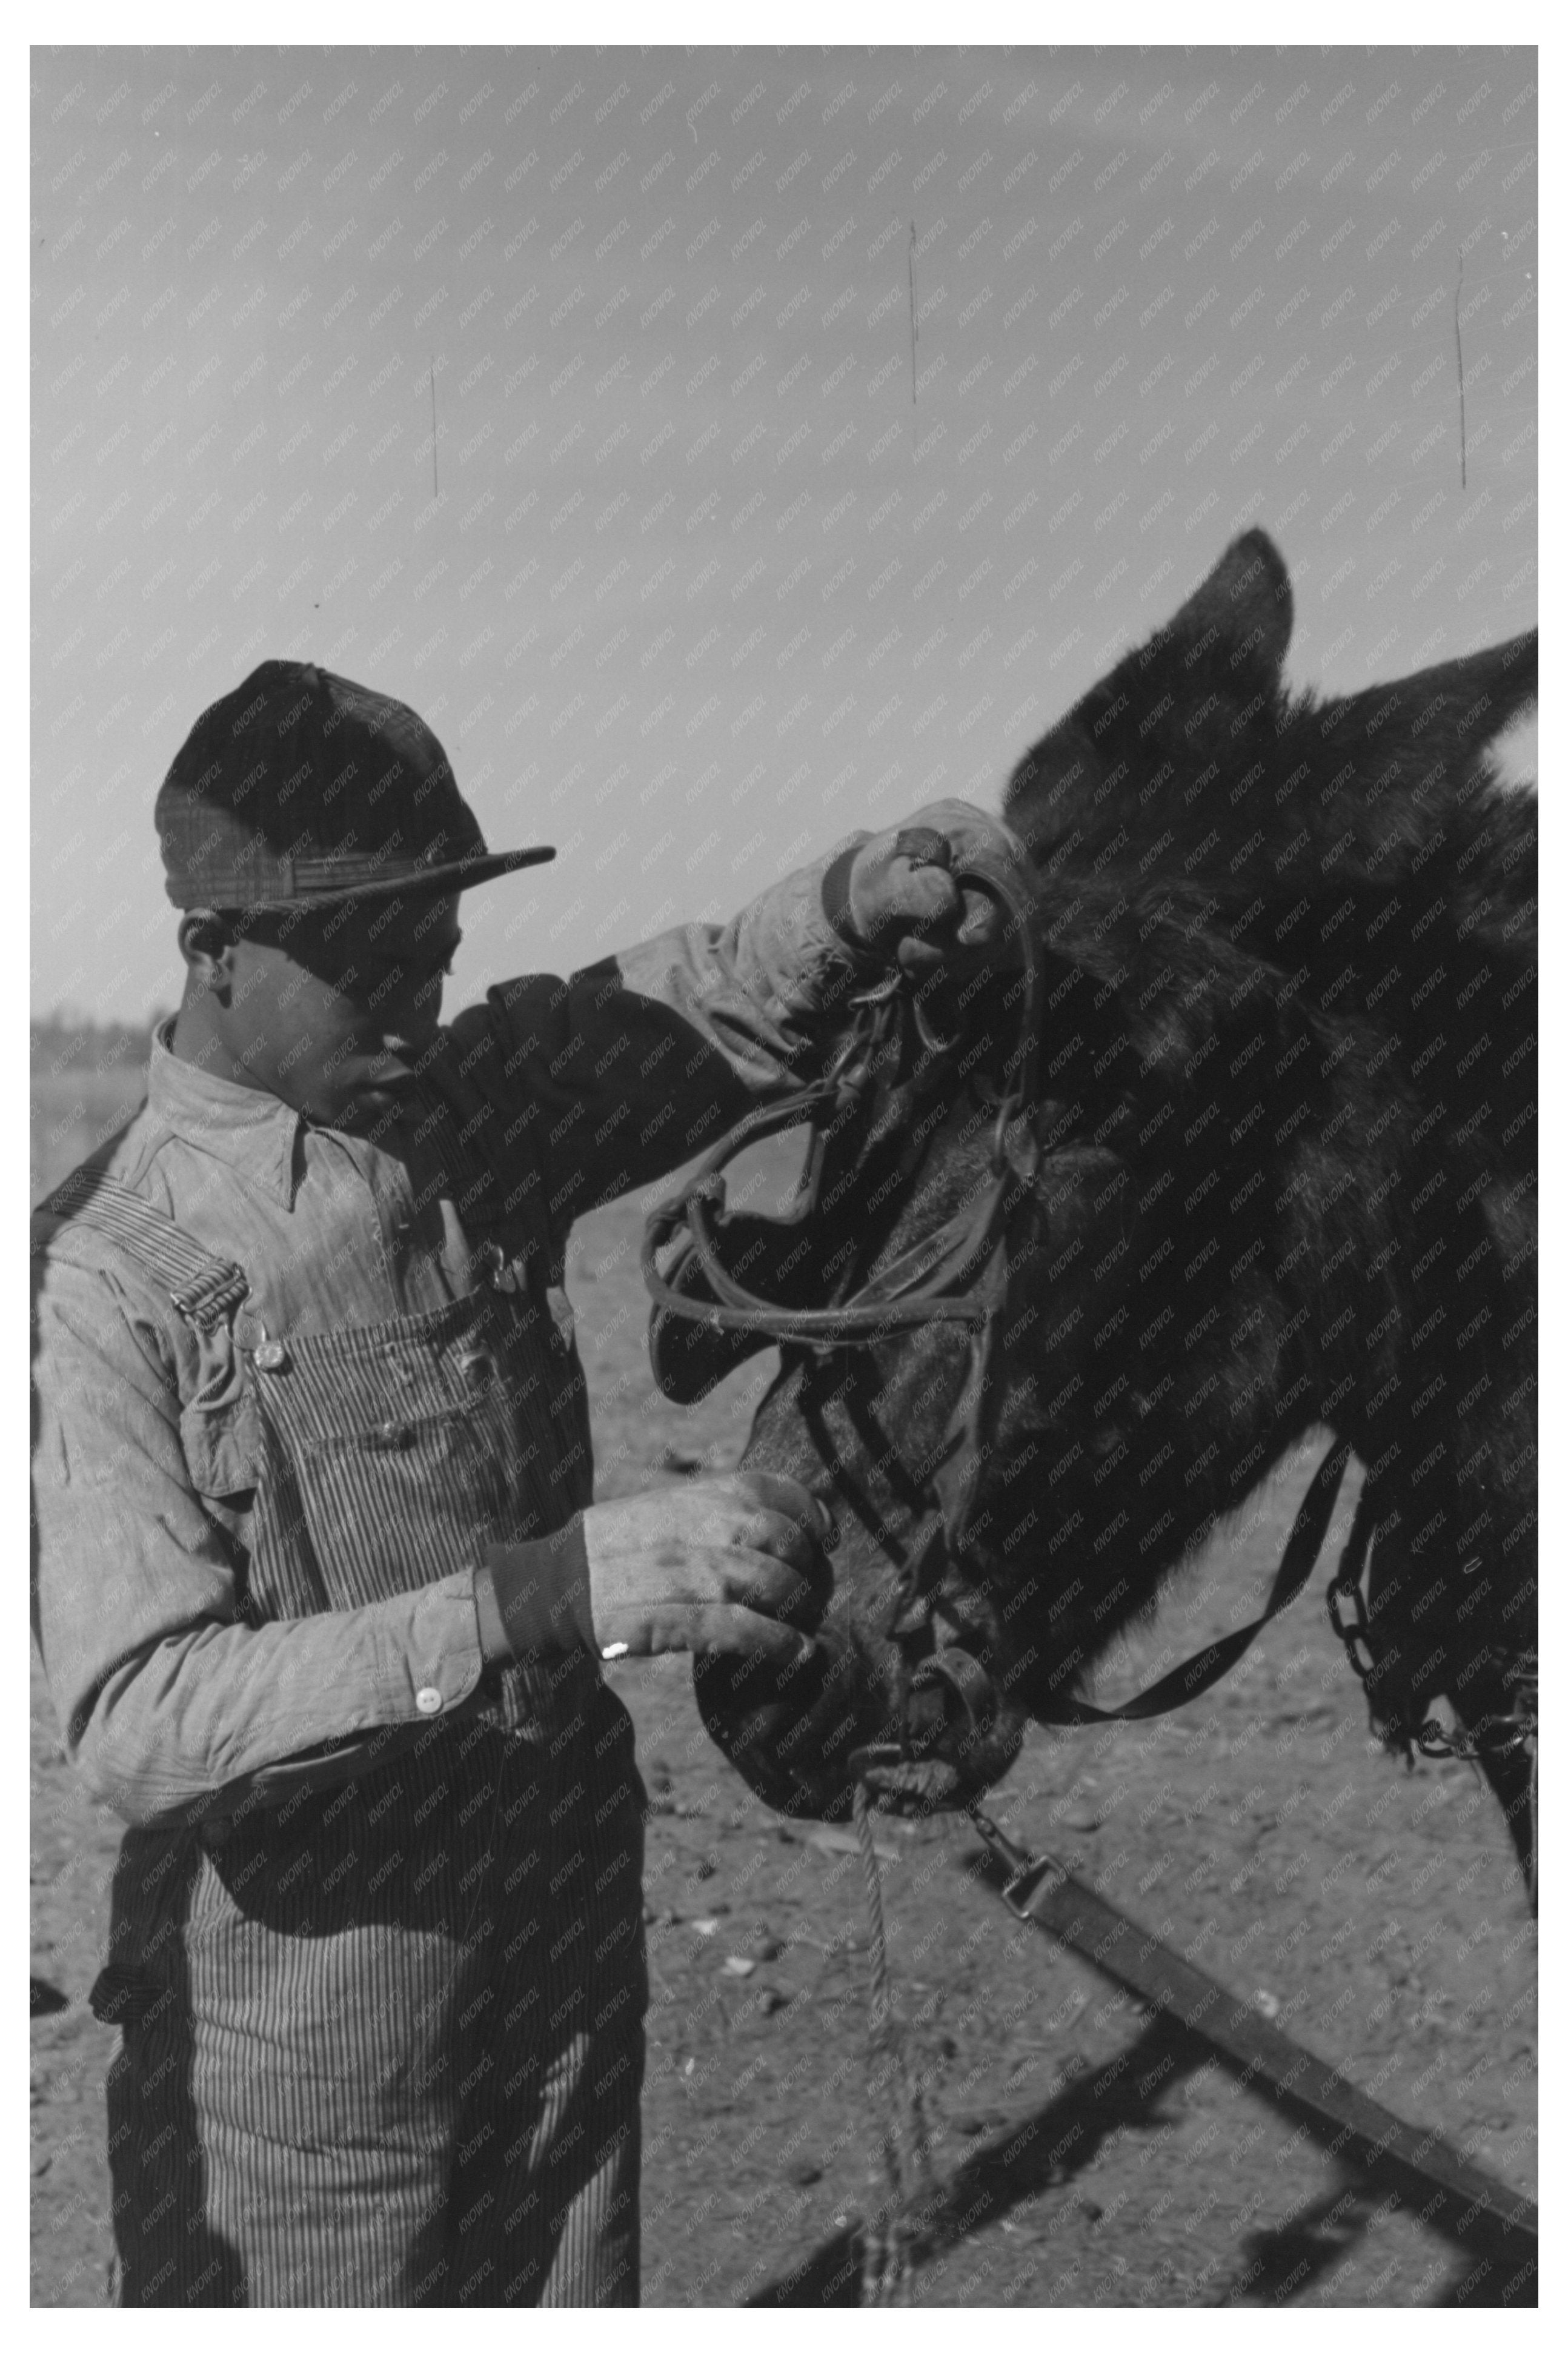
[206,845,556,912]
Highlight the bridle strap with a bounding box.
[1029,1440,1354,1727]
[642,840,1042,1349]
[641,1102,1016,1342]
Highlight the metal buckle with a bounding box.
[965,1801,1068,1918]
[481,1238,523,1294]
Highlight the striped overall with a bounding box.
[64,1178,647,2307]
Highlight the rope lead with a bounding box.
[851,1775,934,2306]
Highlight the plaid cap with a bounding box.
[154,660,553,909]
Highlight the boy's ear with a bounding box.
[176,907,240,981]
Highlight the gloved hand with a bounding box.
[484,1472,831,1665]
[824,799,1030,980]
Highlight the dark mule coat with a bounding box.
[690,533,1536,1871]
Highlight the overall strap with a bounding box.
[38,1169,250,1333]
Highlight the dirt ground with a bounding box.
[30,1077,1537,2306]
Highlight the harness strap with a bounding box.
[1032,1439,1352,1728]
[966,1804,1538,2249]
[36,1169,250,1333]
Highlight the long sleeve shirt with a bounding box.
[31,844,875,1825]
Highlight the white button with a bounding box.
[415,1686,443,1716]
[255,1339,288,1372]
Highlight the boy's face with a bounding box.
[214,892,463,1131]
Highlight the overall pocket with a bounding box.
[187,1774,370,1943]
[288,1398,519,1610]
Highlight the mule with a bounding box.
[654,530,1537,1889]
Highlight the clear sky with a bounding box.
[32,43,1536,1020]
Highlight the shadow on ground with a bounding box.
[749,1954,1536,2308]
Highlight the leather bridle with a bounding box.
[639,829,1400,1799]
[642,831,1043,1350]
[642,829,1046,1788]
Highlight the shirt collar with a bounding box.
[145,1019,304,1208]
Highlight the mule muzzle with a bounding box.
[693,1628,1025,1820]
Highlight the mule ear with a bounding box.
[1167,525,1293,679]
[1314,629,1536,778]
[1004,529,1293,866]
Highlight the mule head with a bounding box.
[679,528,1538,1826]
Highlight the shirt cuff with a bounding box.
[820,841,881,961]
[483,1516,595,1660]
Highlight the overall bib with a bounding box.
[62,1177,648,2308]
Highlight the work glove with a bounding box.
[822,799,1031,980]
[483,1471,831,1665]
